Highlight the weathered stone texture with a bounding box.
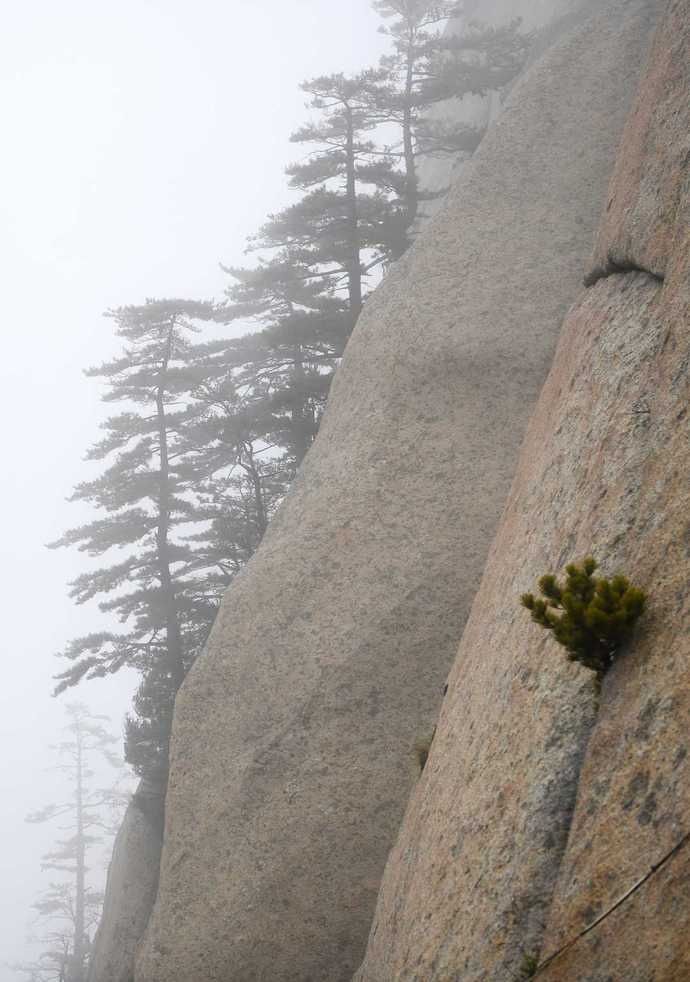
[416,0,593,212]
[537,4,690,978]
[88,785,162,982]
[355,263,689,980]
[134,3,656,980]
[355,4,688,979]
[589,0,690,282]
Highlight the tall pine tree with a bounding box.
[49,300,217,783]
[252,70,407,315]
[205,251,352,469]
[372,1,527,227]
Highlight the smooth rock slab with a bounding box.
[135,2,657,980]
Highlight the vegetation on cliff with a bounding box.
[521,558,646,675]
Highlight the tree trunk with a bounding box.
[403,39,419,229]
[238,441,269,543]
[70,721,87,982]
[344,104,363,318]
[155,324,185,694]
[291,342,312,466]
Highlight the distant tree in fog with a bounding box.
[372,0,528,228]
[10,704,128,982]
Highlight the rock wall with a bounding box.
[133,3,657,980]
[538,2,689,977]
[417,0,594,217]
[355,3,688,979]
[88,783,163,982]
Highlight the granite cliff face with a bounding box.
[355,2,689,978]
[131,2,658,980]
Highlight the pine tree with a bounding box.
[174,353,293,593]
[372,1,527,227]
[14,704,129,982]
[49,299,217,782]
[206,252,352,470]
[202,73,409,494]
[521,558,647,676]
[372,0,461,225]
[253,70,407,315]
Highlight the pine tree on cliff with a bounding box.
[195,251,353,477]
[49,299,218,782]
[252,70,408,313]
[169,338,297,610]
[202,73,407,479]
[13,704,128,982]
[372,0,528,228]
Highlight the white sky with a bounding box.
[0,1,389,971]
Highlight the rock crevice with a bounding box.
[584,254,665,287]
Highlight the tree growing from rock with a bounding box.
[49,299,218,783]
[521,558,647,676]
[252,71,407,314]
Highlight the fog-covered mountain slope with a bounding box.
[128,2,659,979]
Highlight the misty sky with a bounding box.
[0,1,389,971]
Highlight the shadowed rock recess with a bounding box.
[355,2,688,980]
[88,783,163,982]
[131,2,658,981]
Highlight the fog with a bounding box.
[0,1,388,971]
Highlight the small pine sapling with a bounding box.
[521,557,646,676]
[518,952,539,979]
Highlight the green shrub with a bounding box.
[518,953,539,979]
[521,557,646,676]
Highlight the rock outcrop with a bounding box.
[134,3,657,980]
[355,2,688,979]
[87,783,162,982]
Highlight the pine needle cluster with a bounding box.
[521,558,646,675]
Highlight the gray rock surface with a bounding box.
[135,3,657,980]
[88,784,162,982]
[416,0,595,218]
